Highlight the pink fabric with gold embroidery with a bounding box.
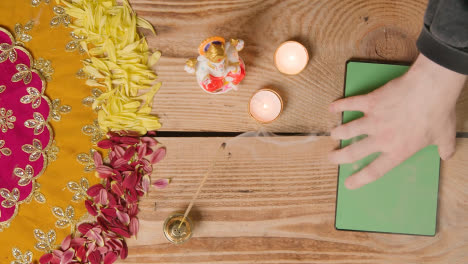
[0,28,52,223]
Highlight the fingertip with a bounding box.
[344,177,359,190]
[438,144,456,161]
[440,151,454,161]
[437,133,456,161]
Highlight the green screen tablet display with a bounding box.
[335,61,440,236]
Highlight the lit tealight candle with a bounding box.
[274,41,309,75]
[249,89,283,123]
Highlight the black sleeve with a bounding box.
[416,0,468,75]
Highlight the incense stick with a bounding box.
[178,142,226,229]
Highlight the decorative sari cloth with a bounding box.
[0,1,164,263]
[0,27,53,225]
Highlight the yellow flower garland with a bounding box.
[58,0,162,135]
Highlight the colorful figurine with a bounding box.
[185,36,246,94]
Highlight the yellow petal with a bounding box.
[136,17,156,35]
[60,0,162,135]
[148,51,161,67]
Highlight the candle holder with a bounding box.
[248,88,284,124]
[274,41,309,75]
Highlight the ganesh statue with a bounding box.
[185,36,246,94]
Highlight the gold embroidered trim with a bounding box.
[0,107,16,133]
[0,42,17,63]
[45,140,59,163]
[22,138,45,162]
[51,6,71,27]
[14,165,35,186]
[33,229,57,252]
[76,68,87,79]
[14,21,34,46]
[11,64,32,85]
[31,0,50,7]
[0,221,11,231]
[24,112,46,135]
[20,87,44,109]
[31,182,46,203]
[82,88,103,108]
[32,58,54,81]
[11,248,33,264]
[65,32,86,53]
[67,177,89,203]
[82,120,104,144]
[52,205,77,232]
[0,188,20,208]
[0,85,5,93]
[50,98,71,121]
[77,149,96,172]
[0,140,11,157]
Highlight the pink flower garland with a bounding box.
[39,131,166,264]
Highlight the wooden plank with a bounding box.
[129,0,468,132]
[122,137,468,263]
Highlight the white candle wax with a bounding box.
[274,41,309,75]
[249,89,283,123]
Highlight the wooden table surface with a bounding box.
[123,0,468,263]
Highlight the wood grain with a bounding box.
[122,137,468,264]
[129,0,468,133]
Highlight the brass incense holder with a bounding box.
[163,213,193,244]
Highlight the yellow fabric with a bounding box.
[0,1,100,262]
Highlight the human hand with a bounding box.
[329,54,467,189]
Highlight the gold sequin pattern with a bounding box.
[14,164,35,186]
[33,229,56,252]
[31,0,50,7]
[14,21,34,46]
[82,120,104,144]
[0,188,20,208]
[50,98,71,122]
[45,140,59,163]
[32,58,54,81]
[11,248,33,264]
[20,87,43,109]
[24,112,46,135]
[76,149,96,172]
[22,139,44,162]
[31,182,46,204]
[65,32,86,53]
[51,205,76,232]
[67,177,89,202]
[0,140,11,157]
[82,88,103,108]
[50,6,71,27]
[11,64,32,85]
[0,108,16,133]
[0,42,18,63]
